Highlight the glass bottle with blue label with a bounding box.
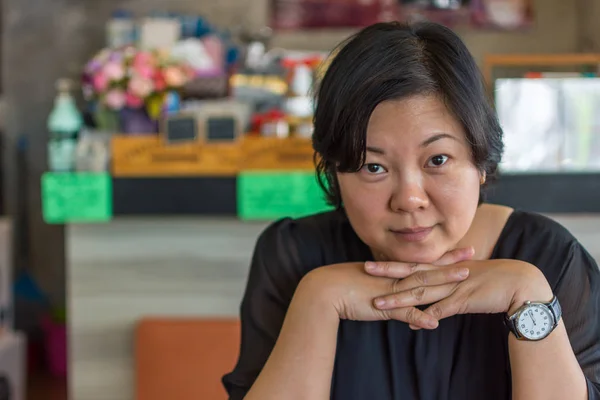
[47,79,83,172]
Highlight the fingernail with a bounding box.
[458,268,469,278]
[427,319,438,328]
[365,262,377,271]
[374,298,386,307]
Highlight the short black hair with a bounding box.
[312,21,504,208]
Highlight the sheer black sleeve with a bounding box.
[553,241,600,398]
[221,218,324,399]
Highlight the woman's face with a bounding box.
[337,95,482,264]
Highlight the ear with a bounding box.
[479,171,487,185]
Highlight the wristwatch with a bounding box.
[505,296,562,341]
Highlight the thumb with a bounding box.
[433,246,474,266]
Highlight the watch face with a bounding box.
[517,303,554,340]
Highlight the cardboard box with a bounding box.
[241,137,315,171]
[111,135,241,177]
[111,135,317,177]
[0,331,25,400]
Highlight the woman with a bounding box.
[223,21,600,399]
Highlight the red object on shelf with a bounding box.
[251,109,287,133]
[281,56,322,69]
[524,72,546,78]
[42,317,67,378]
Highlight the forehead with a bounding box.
[366,95,466,144]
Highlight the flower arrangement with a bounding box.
[82,46,196,131]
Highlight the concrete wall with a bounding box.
[576,0,600,52]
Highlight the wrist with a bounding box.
[296,268,341,320]
[508,265,553,315]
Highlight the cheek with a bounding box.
[431,166,481,230]
[434,172,479,201]
[337,173,388,232]
[339,174,373,214]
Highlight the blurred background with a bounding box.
[0,0,599,399]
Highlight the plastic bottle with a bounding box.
[47,79,83,172]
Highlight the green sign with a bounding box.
[41,172,112,224]
[238,171,333,220]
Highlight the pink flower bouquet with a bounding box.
[82,46,196,129]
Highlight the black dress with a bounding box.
[222,209,600,399]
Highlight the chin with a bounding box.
[384,245,447,264]
[385,249,445,264]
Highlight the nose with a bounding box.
[389,173,430,213]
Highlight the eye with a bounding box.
[362,163,387,175]
[427,155,449,168]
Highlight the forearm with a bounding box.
[509,291,587,400]
[245,276,339,400]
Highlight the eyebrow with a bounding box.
[420,133,458,147]
[366,133,458,155]
[366,146,386,154]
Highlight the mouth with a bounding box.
[390,226,434,242]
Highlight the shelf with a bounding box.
[114,172,600,216]
[483,53,600,90]
[486,172,600,214]
[112,176,237,216]
[42,172,600,223]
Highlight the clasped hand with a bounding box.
[307,248,551,330]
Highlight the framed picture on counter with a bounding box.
[470,0,534,30]
[161,100,252,144]
[398,0,471,27]
[270,0,399,30]
[398,0,533,30]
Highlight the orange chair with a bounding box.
[135,318,240,400]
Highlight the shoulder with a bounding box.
[497,209,579,257]
[256,209,351,253]
[496,210,592,288]
[506,210,577,245]
[251,210,355,286]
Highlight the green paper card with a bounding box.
[41,172,112,224]
[238,171,333,220]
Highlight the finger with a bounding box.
[422,296,466,322]
[364,261,436,278]
[432,246,475,266]
[390,266,469,293]
[385,306,439,330]
[374,282,459,310]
